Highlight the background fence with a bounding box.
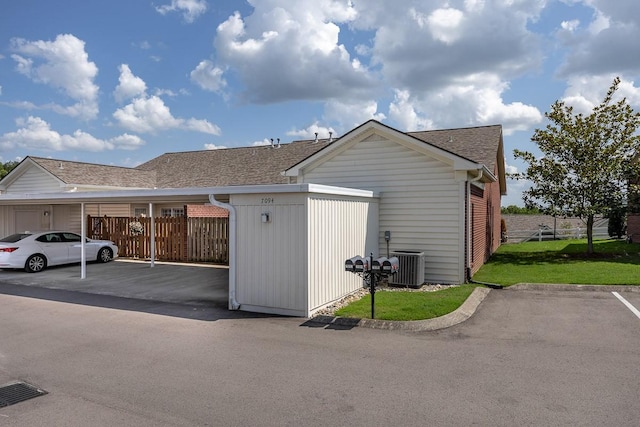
[88,216,229,263]
[505,226,610,243]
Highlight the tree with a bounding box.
[0,160,19,179]
[501,205,541,214]
[514,77,640,253]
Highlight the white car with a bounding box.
[0,231,119,273]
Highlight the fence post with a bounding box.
[539,227,542,242]
[182,206,188,262]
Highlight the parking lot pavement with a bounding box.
[1,287,639,426]
[0,259,229,307]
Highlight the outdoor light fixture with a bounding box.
[261,212,270,223]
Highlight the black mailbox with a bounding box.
[382,257,399,275]
[345,256,362,272]
[354,256,369,272]
[372,257,387,273]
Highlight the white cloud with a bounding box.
[251,139,272,146]
[561,19,580,32]
[424,7,465,44]
[114,64,147,103]
[388,75,542,134]
[156,0,207,23]
[286,122,336,140]
[561,75,640,115]
[0,116,144,152]
[110,133,145,150]
[505,164,518,175]
[190,60,226,92]
[213,2,377,103]
[323,99,386,130]
[113,95,221,135]
[358,0,544,93]
[388,89,434,131]
[9,34,99,120]
[556,1,640,77]
[204,143,227,150]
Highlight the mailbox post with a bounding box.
[344,253,399,319]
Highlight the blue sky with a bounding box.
[1,0,640,206]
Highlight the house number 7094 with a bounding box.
[261,197,274,204]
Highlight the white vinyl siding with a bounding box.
[307,196,378,313]
[85,204,132,217]
[5,167,62,193]
[52,204,81,233]
[231,189,377,317]
[300,135,463,284]
[233,194,308,315]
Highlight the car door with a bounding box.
[34,233,69,266]
[63,232,96,262]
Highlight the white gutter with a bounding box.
[209,194,240,310]
[467,168,483,279]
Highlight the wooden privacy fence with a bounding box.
[87,216,229,263]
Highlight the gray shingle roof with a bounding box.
[135,139,330,188]
[407,124,503,172]
[28,157,157,188]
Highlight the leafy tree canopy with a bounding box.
[501,205,541,214]
[0,160,19,179]
[513,77,640,253]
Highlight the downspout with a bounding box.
[209,194,240,310]
[466,168,483,282]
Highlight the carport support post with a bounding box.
[149,203,155,267]
[369,253,376,320]
[80,202,86,279]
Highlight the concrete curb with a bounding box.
[310,286,491,331]
[508,283,640,293]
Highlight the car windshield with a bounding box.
[0,233,32,243]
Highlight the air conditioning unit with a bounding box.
[389,250,425,287]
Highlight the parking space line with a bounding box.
[612,292,640,320]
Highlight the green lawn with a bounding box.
[334,284,479,321]
[473,239,640,286]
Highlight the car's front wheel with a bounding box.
[25,254,47,273]
[97,247,113,263]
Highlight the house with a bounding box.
[0,139,329,235]
[284,120,505,283]
[0,120,505,314]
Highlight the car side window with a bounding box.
[62,233,82,242]
[36,233,62,243]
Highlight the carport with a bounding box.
[0,184,378,316]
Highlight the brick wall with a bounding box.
[185,204,229,218]
[468,165,502,276]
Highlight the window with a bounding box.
[134,207,147,217]
[161,208,184,217]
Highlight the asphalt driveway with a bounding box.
[1,287,639,425]
[0,259,229,308]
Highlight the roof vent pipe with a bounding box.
[329,131,333,142]
[276,138,280,148]
[314,132,318,143]
[270,138,274,147]
[59,162,64,169]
